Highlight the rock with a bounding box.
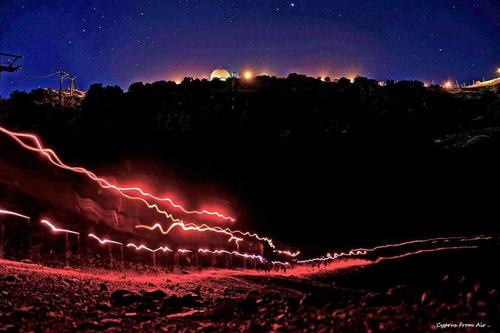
[160,295,183,315]
[209,298,237,318]
[100,318,122,326]
[363,292,386,307]
[110,289,141,307]
[99,283,108,292]
[385,285,409,304]
[95,302,111,312]
[180,294,202,307]
[246,321,264,333]
[239,297,258,314]
[142,289,167,301]
[2,275,17,284]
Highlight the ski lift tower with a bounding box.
[0,53,23,82]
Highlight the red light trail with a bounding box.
[134,222,275,248]
[198,248,265,262]
[0,208,30,221]
[88,233,123,246]
[296,235,491,264]
[40,219,80,235]
[373,245,479,263]
[0,125,288,253]
[273,249,300,257]
[126,243,173,253]
[135,222,245,246]
[0,125,235,222]
[3,208,492,271]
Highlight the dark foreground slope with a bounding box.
[0,247,498,332]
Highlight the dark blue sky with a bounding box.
[0,0,498,95]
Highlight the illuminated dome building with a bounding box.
[210,67,232,81]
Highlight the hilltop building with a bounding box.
[210,68,232,81]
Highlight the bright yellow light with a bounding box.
[443,81,453,89]
[497,68,500,75]
[243,70,253,80]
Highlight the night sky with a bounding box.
[1,0,498,95]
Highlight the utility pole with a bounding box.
[55,70,69,107]
[67,74,77,97]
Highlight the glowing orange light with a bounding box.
[41,219,80,235]
[443,81,453,89]
[242,70,253,80]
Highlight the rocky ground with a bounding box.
[0,247,499,332]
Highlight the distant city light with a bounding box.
[497,68,500,75]
[443,81,453,89]
[243,70,253,80]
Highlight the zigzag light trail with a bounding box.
[88,233,123,246]
[41,219,80,235]
[197,248,265,262]
[273,249,300,257]
[0,125,284,250]
[0,125,234,222]
[296,235,492,264]
[134,222,277,248]
[126,243,173,253]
